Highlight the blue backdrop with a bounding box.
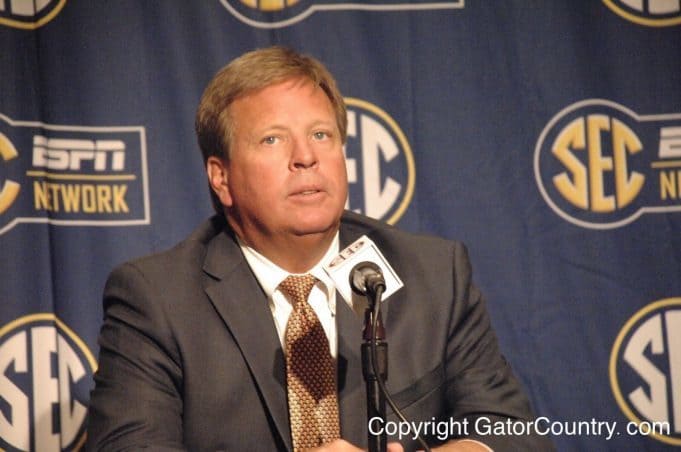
[1,1,680,450]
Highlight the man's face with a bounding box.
[215,77,348,245]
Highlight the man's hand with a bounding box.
[427,439,491,451]
[311,438,489,452]
[312,439,405,451]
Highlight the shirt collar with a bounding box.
[238,233,340,303]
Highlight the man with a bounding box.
[87,47,553,451]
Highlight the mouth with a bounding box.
[288,185,327,202]
[290,184,325,196]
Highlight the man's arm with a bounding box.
[86,263,185,451]
[437,242,554,451]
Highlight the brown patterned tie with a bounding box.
[280,274,341,451]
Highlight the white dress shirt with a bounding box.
[238,233,345,357]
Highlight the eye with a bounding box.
[261,136,279,145]
[313,131,330,140]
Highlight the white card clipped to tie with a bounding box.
[323,235,404,310]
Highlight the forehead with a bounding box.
[231,78,333,117]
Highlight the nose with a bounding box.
[289,137,318,170]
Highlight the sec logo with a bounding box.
[603,0,681,26]
[0,0,66,29]
[534,99,681,229]
[610,298,681,446]
[343,98,415,225]
[0,314,96,451]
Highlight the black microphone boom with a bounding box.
[349,262,386,298]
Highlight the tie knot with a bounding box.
[279,274,317,308]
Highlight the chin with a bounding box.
[289,211,341,236]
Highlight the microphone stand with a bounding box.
[362,289,387,452]
[350,262,431,452]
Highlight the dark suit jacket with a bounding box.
[86,212,554,451]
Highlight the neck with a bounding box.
[229,221,337,274]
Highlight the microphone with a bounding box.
[350,261,386,297]
[323,235,402,307]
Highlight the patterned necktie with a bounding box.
[280,274,341,451]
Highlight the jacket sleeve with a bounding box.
[85,262,186,451]
[438,241,555,451]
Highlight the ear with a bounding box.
[206,156,233,207]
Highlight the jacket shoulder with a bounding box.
[114,215,228,277]
[341,210,462,253]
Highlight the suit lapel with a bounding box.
[336,294,366,446]
[202,229,292,451]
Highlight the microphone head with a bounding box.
[350,261,385,296]
[322,234,403,306]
